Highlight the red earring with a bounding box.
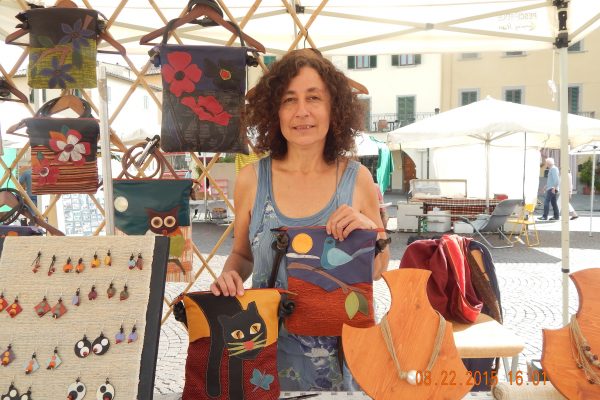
[34,295,51,317]
[7,296,22,318]
[135,252,144,270]
[51,297,67,319]
[47,255,57,276]
[31,251,42,273]
[88,284,98,301]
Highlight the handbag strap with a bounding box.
[268,229,289,288]
[0,188,25,225]
[36,96,93,118]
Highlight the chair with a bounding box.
[507,203,540,247]
[456,199,521,249]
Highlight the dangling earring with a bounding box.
[24,351,40,375]
[104,249,112,267]
[72,288,81,306]
[115,324,125,344]
[119,284,129,301]
[136,252,144,270]
[51,297,67,319]
[76,258,85,273]
[34,295,51,317]
[2,382,19,399]
[63,257,73,273]
[31,250,42,273]
[46,346,62,370]
[128,323,138,343]
[74,335,91,358]
[91,251,100,268]
[107,282,116,299]
[128,253,135,270]
[1,344,15,366]
[7,295,22,318]
[0,291,8,312]
[92,332,110,355]
[20,386,32,400]
[67,377,86,399]
[88,284,98,301]
[96,377,115,400]
[47,255,57,276]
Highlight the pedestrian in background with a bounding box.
[540,157,560,221]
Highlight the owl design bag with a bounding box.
[275,226,377,336]
[174,289,290,400]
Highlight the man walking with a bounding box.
[540,157,560,221]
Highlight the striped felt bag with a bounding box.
[24,97,99,195]
[276,226,377,336]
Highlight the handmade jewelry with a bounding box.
[20,387,32,400]
[46,347,62,370]
[92,332,110,355]
[7,296,22,318]
[24,351,39,375]
[72,288,81,306]
[74,335,92,358]
[88,284,98,301]
[2,383,19,399]
[91,251,100,268]
[67,378,86,400]
[76,258,85,273]
[104,250,112,267]
[0,291,7,312]
[34,295,51,317]
[96,378,115,400]
[115,325,125,344]
[1,344,15,366]
[379,311,446,385]
[31,251,42,273]
[107,282,116,299]
[120,284,129,301]
[569,314,600,384]
[47,255,57,276]
[51,297,67,319]
[127,253,136,270]
[63,257,73,273]
[135,252,144,270]
[128,324,138,343]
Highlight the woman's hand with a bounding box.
[326,204,377,240]
[210,270,245,296]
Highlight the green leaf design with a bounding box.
[356,292,370,316]
[36,151,44,161]
[72,49,83,69]
[61,125,69,135]
[38,35,54,48]
[345,291,359,319]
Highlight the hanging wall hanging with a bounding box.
[5,2,126,89]
[275,226,377,336]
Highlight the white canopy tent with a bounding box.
[2,0,600,323]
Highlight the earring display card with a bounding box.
[0,236,169,400]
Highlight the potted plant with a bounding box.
[578,159,600,194]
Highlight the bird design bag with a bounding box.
[151,19,256,153]
[278,226,377,336]
[175,289,287,400]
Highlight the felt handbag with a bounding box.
[276,226,377,336]
[23,97,99,195]
[152,19,256,154]
[174,289,289,400]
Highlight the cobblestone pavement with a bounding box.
[154,214,600,395]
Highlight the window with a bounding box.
[505,51,525,57]
[143,95,149,110]
[347,55,377,69]
[397,96,415,126]
[568,41,582,52]
[460,90,478,106]
[263,55,276,67]
[460,52,479,60]
[568,86,580,113]
[391,54,421,66]
[504,88,522,104]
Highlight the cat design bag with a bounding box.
[175,289,290,400]
[276,226,377,336]
[23,97,99,195]
[151,19,256,153]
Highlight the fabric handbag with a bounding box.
[152,20,255,153]
[15,7,103,88]
[24,97,99,195]
[276,226,377,336]
[174,289,289,400]
[0,226,44,237]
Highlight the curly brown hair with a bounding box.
[244,49,364,163]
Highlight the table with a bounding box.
[417,198,500,217]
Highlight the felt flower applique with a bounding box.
[40,57,75,89]
[49,128,90,165]
[32,153,59,186]
[162,52,202,97]
[59,19,95,50]
[181,96,232,126]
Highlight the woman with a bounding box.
[210,49,390,391]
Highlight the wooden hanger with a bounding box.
[0,188,65,236]
[139,4,266,53]
[5,1,126,56]
[0,79,28,104]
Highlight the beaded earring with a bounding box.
[7,295,22,318]
[31,250,42,273]
[63,257,73,273]
[72,288,81,306]
[0,291,8,312]
[67,377,86,400]
[76,258,85,273]
[119,284,129,301]
[1,344,15,366]
[24,351,40,375]
[51,297,67,319]
[96,378,115,400]
[47,255,57,276]
[91,251,100,268]
[104,250,112,267]
[34,295,51,317]
[46,346,62,370]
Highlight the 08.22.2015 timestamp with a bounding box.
[415,369,547,386]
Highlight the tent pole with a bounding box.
[485,139,490,212]
[522,132,527,203]
[99,66,114,235]
[591,147,596,237]
[558,45,570,325]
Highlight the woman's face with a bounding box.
[278,66,331,150]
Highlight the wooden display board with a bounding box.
[0,236,168,399]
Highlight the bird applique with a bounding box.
[320,237,375,269]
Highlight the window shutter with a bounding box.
[391,55,399,66]
[370,55,377,68]
[415,54,421,65]
[347,56,355,69]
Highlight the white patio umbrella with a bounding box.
[570,142,600,236]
